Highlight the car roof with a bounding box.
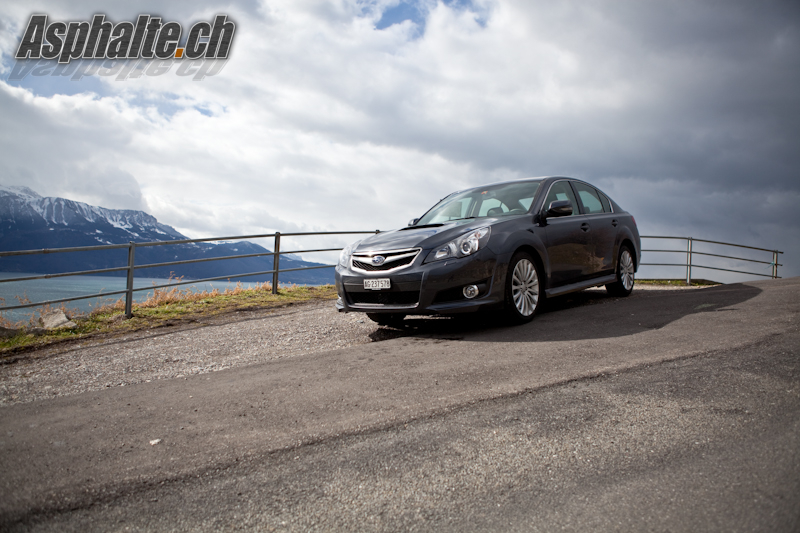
[448,176,615,205]
[452,176,564,194]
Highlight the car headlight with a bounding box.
[338,241,359,267]
[425,226,491,263]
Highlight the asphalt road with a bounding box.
[1,278,798,531]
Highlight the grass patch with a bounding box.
[0,282,338,356]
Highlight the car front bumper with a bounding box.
[335,249,505,315]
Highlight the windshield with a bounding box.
[416,181,541,225]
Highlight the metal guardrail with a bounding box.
[640,236,783,284]
[0,232,784,319]
[0,230,379,318]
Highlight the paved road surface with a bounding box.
[1,278,798,531]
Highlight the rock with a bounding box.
[27,327,47,336]
[39,310,76,330]
[0,326,20,338]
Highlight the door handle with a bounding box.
[580,223,590,232]
[611,219,618,227]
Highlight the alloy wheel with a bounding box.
[512,258,539,316]
[620,249,634,291]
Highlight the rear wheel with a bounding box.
[504,252,543,324]
[366,313,406,327]
[606,245,635,296]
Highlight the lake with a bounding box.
[0,272,277,323]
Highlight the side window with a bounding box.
[544,181,578,216]
[572,182,604,215]
[598,192,612,213]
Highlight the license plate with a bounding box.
[364,278,391,290]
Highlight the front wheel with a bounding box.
[504,252,543,324]
[366,313,406,328]
[606,245,635,297]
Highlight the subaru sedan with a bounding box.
[335,177,640,326]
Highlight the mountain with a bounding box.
[0,185,334,285]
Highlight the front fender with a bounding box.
[488,223,551,290]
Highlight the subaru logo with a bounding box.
[372,255,386,265]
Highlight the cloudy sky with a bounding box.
[1,0,798,281]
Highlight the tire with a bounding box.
[606,245,635,297]
[504,252,543,324]
[366,313,406,327]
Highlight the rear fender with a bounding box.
[613,224,640,272]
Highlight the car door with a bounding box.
[572,181,616,276]
[541,180,592,287]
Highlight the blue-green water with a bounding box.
[0,273,274,323]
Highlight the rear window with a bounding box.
[573,182,604,214]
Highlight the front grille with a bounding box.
[348,291,420,307]
[353,255,415,271]
[351,248,421,274]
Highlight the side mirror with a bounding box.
[546,200,573,218]
[408,218,419,226]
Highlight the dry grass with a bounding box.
[0,282,338,355]
[0,294,79,329]
[83,276,266,316]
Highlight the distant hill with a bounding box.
[0,185,334,285]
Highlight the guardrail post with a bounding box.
[125,241,136,318]
[272,232,280,294]
[773,251,779,279]
[685,237,693,286]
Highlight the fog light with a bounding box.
[463,284,479,299]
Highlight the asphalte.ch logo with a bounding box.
[10,14,236,82]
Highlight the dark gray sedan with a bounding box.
[335,177,640,326]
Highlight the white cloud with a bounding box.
[1,0,798,278]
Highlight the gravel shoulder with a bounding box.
[0,285,709,406]
[0,301,396,405]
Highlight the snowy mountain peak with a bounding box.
[0,185,334,285]
[0,184,42,199]
[0,185,186,241]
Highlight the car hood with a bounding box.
[354,219,497,252]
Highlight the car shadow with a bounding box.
[368,283,763,343]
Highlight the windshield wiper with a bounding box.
[406,216,475,229]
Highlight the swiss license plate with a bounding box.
[364,278,391,290]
